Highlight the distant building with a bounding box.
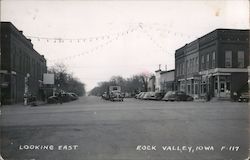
[175,29,249,100]
[160,69,175,93]
[147,75,155,92]
[149,69,175,93]
[0,22,47,104]
[155,69,161,92]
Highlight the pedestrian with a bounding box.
[58,91,63,104]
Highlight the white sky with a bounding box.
[1,0,249,91]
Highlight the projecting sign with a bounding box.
[43,73,55,85]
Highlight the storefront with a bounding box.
[213,74,231,98]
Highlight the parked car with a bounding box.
[142,92,155,100]
[47,92,75,104]
[138,92,146,99]
[238,92,249,102]
[135,93,142,99]
[68,92,79,101]
[47,95,59,104]
[162,91,193,101]
[148,92,165,100]
[101,92,109,100]
[135,92,144,99]
[135,93,140,99]
[61,93,73,102]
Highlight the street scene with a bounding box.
[1,96,249,160]
[0,0,250,160]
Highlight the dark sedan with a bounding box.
[162,91,193,101]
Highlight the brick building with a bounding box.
[175,29,249,100]
[0,22,47,104]
[175,40,200,98]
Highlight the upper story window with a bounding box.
[206,54,210,69]
[201,55,204,70]
[178,64,180,76]
[195,57,198,72]
[190,58,193,73]
[181,63,183,75]
[182,62,185,75]
[225,51,232,68]
[212,51,215,68]
[237,51,244,68]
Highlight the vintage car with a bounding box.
[162,91,193,101]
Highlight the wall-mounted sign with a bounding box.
[43,73,54,85]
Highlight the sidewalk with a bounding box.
[0,101,47,108]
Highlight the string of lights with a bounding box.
[26,27,138,43]
[48,26,139,62]
[142,23,199,39]
[138,23,173,55]
[28,23,196,62]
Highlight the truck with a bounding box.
[102,86,124,101]
[109,86,124,101]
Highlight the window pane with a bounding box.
[225,51,232,68]
[238,51,244,68]
[212,52,215,68]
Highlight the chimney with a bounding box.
[159,64,161,70]
[165,65,167,71]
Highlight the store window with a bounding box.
[225,51,232,68]
[237,51,244,68]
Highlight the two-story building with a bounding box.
[1,22,47,104]
[175,28,249,100]
[199,29,249,100]
[175,40,200,98]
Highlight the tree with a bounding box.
[137,73,152,92]
[48,63,86,96]
[89,72,153,96]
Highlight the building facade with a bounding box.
[147,75,155,92]
[175,40,200,98]
[149,69,175,93]
[154,69,161,92]
[1,22,47,104]
[160,69,175,93]
[175,29,249,100]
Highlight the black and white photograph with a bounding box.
[0,0,249,159]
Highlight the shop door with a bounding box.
[220,81,227,97]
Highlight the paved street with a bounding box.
[0,96,249,160]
